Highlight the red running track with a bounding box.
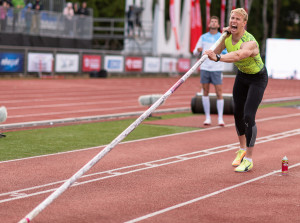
[0,77,299,126]
[0,106,299,222]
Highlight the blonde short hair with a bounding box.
[230,8,248,22]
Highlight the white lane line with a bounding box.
[5,95,190,109]
[0,107,190,131]
[6,102,188,118]
[1,112,299,165]
[8,105,144,118]
[7,96,190,110]
[0,90,149,102]
[125,163,300,223]
[0,92,191,105]
[8,100,138,110]
[0,128,299,204]
[262,96,300,103]
[0,94,141,104]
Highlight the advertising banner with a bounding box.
[0,52,24,73]
[104,55,124,72]
[82,55,101,72]
[28,53,53,73]
[266,38,300,79]
[177,58,190,73]
[55,54,79,73]
[161,57,177,73]
[144,57,160,73]
[223,63,234,72]
[125,57,143,72]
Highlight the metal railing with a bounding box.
[37,0,66,12]
[93,18,125,40]
[92,17,153,52]
[0,7,153,51]
[93,17,153,40]
[0,7,93,39]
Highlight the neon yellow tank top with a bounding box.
[225,31,264,74]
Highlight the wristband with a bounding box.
[216,54,221,62]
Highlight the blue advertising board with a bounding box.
[104,55,124,72]
[0,53,24,73]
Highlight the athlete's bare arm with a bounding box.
[205,41,258,62]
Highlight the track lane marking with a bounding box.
[124,163,300,223]
[1,112,300,164]
[4,95,190,108]
[0,128,299,204]
[6,101,188,118]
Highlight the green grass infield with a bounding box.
[0,113,197,161]
[1,101,299,162]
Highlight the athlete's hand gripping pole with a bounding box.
[19,31,228,223]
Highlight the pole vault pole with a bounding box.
[19,32,228,223]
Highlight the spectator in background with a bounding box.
[0,1,9,32]
[24,2,32,34]
[12,0,24,10]
[78,1,89,16]
[4,0,12,7]
[134,6,144,37]
[12,0,25,32]
[63,2,74,19]
[32,0,43,11]
[63,2,74,36]
[126,5,135,37]
[73,2,79,15]
[77,1,89,35]
[30,3,40,34]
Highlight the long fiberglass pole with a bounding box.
[19,31,228,223]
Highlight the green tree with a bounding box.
[276,0,300,39]
[73,0,299,51]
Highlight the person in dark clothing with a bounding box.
[24,2,32,33]
[77,1,89,35]
[4,0,12,7]
[0,1,9,31]
[32,0,43,10]
[78,1,89,16]
[73,2,79,15]
[12,0,25,32]
[126,5,135,36]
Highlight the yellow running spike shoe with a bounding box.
[234,159,253,172]
[232,149,246,166]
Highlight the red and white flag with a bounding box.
[190,0,202,52]
[244,0,248,13]
[220,0,226,31]
[206,0,211,32]
[169,0,180,50]
[232,0,237,10]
